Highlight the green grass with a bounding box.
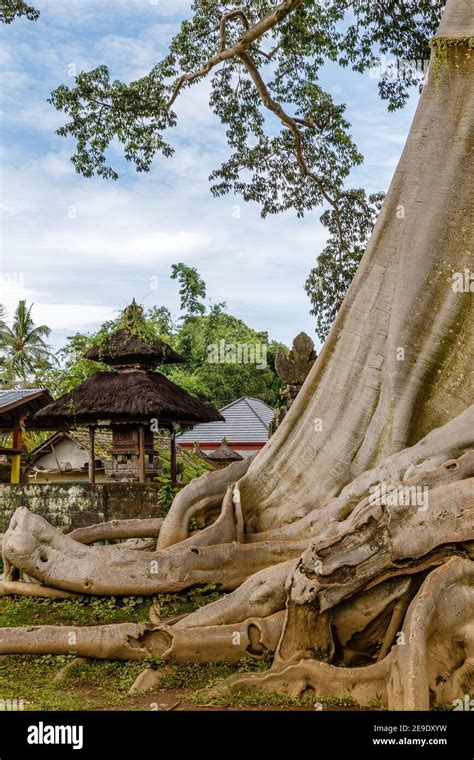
[0,592,365,711]
[0,655,146,710]
[190,688,361,709]
[0,595,152,627]
[156,583,225,619]
[151,655,273,691]
[0,583,225,630]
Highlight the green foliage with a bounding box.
[0,301,56,386]
[147,305,176,337]
[0,654,145,711]
[0,594,152,628]
[157,583,225,619]
[48,1,443,184]
[367,693,388,711]
[49,64,176,180]
[191,687,360,709]
[305,190,385,340]
[171,263,207,316]
[156,474,181,511]
[34,333,95,397]
[164,307,285,407]
[47,0,444,341]
[35,268,285,409]
[0,0,39,24]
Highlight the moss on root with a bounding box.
[429,35,473,95]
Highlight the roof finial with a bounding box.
[123,299,144,327]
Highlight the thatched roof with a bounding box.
[206,441,243,462]
[83,329,185,368]
[190,442,216,466]
[32,370,224,429]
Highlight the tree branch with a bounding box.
[219,9,250,51]
[167,0,304,108]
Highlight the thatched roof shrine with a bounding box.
[33,301,223,484]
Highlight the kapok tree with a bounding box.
[1,0,473,709]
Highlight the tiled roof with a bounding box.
[177,397,274,444]
[0,389,46,409]
[0,388,53,429]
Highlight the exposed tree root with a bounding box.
[157,456,252,549]
[171,560,292,628]
[0,581,80,599]
[203,655,394,707]
[0,623,152,659]
[1,5,472,712]
[67,518,164,544]
[143,611,285,663]
[200,558,474,709]
[0,612,284,663]
[388,557,474,709]
[1,507,307,595]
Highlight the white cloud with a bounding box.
[0,0,416,351]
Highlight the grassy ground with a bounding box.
[0,590,367,712]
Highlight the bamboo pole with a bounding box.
[88,426,96,485]
[10,420,23,484]
[138,425,146,484]
[170,426,177,485]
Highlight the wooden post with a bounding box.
[10,421,23,484]
[88,426,96,485]
[138,425,146,484]
[170,426,177,485]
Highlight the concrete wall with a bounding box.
[0,483,167,533]
[33,438,90,472]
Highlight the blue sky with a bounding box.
[0,0,419,352]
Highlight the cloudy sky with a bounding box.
[0,0,419,352]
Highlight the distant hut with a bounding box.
[33,301,223,484]
[190,442,215,466]
[0,388,53,483]
[205,438,243,469]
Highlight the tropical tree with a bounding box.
[166,305,285,407]
[0,0,39,24]
[305,190,385,340]
[1,0,472,711]
[0,301,55,386]
[36,277,285,408]
[171,263,207,317]
[47,0,445,335]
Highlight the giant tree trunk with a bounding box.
[1,0,472,710]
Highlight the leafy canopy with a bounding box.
[0,0,39,24]
[0,301,56,386]
[171,263,207,317]
[45,0,444,338]
[305,190,384,340]
[35,267,286,409]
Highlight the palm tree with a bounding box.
[0,303,8,385]
[0,301,56,386]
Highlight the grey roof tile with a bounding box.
[0,388,47,410]
[177,396,274,444]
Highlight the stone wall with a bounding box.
[0,483,167,533]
